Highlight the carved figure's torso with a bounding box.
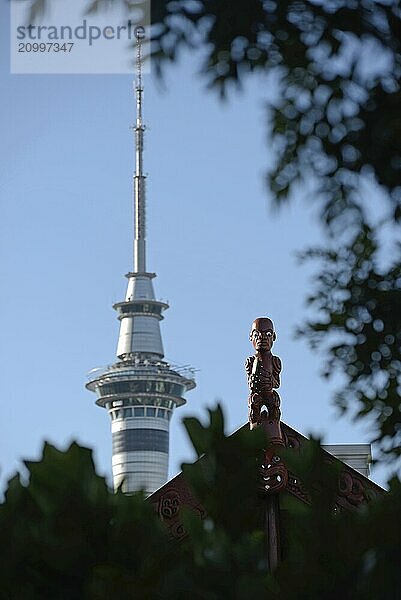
[245,353,281,397]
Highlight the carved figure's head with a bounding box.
[250,317,276,353]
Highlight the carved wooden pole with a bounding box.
[265,495,280,571]
[246,317,288,572]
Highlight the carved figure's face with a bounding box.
[250,318,276,352]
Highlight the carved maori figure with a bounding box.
[246,317,287,499]
[260,447,288,494]
[246,317,282,437]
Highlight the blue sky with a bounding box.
[1,1,387,491]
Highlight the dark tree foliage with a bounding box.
[1,408,400,599]
[149,1,401,201]
[299,224,401,459]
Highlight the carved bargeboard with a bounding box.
[148,422,383,540]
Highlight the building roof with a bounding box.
[148,421,384,540]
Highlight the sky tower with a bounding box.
[86,30,196,496]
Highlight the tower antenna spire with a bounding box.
[133,27,146,273]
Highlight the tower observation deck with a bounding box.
[86,29,196,495]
